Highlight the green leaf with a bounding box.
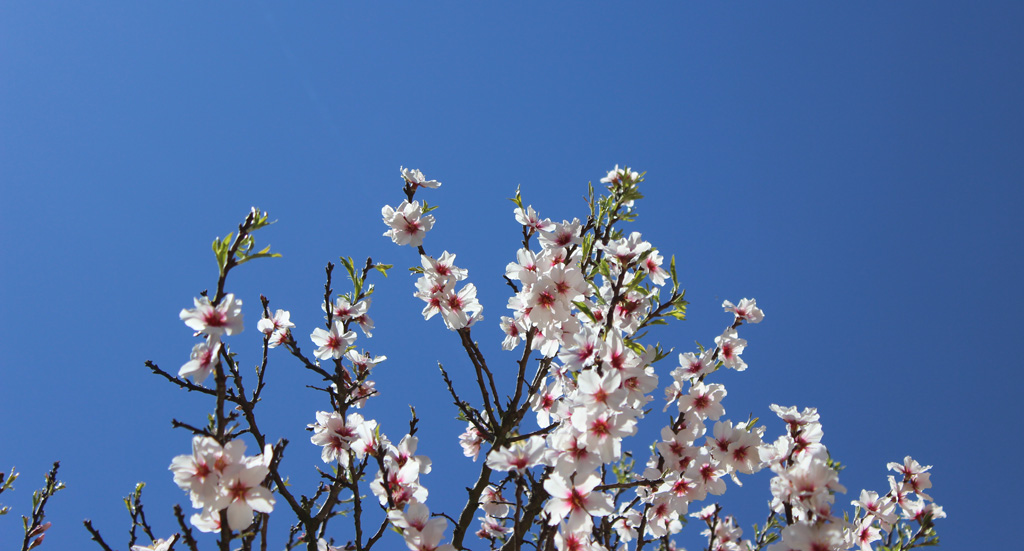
[586,182,596,218]
[652,344,673,363]
[669,254,679,292]
[338,256,364,298]
[580,233,594,262]
[623,338,645,356]
[374,263,393,278]
[339,257,356,280]
[573,301,597,323]
[509,185,523,210]
[627,269,647,290]
[236,244,282,266]
[247,207,276,231]
[212,233,232,274]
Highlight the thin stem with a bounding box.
[174,504,200,551]
[82,520,115,551]
[22,462,62,551]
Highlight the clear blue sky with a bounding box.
[1,2,1020,549]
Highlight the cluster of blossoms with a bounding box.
[414,251,483,330]
[178,293,244,383]
[111,168,940,551]
[173,290,279,533]
[382,166,942,551]
[390,166,750,548]
[759,405,945,551]
[169,437,275,532]
[309,407,446,551]
[258,308,295,348]
[382,170,483,331]
[597,300,766,547]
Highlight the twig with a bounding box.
[174,504,200,551]
[22,462,63,551]
[146,361,217,396]
[82,520,115,551]
[438,363,492,439]
[171,419,214,437]
[323,262,335,327]
[458,328,502,425]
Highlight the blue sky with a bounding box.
[1,2,1021,549]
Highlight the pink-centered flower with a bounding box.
[542,471,612,532]
[180,294,244,342]
[440,283,483,330]
[459,424,485,461]
[515,205,554,233]
[212,446,275,530]
[179,341,221,384]
[257,309,294,335]
[677,382,727,421]
[309,411,361,464]
[723,298,764,324]
[325,296,369,323]
[715,328,748,371]
[310,321,356,360]
[130,535,177,551]
[383,200,435,247]
[485,436,549,473]
[400,167,442,189]
[600,164,639,186]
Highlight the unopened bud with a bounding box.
[27,522,50,538]
[27,534,45,550]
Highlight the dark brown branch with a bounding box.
[439,363,492,439]
[507,330,535,415]
[506,423,557,444]
[503,275,520,294]
[22,462,62,551]
[285,342,333,380]
[213,208,264,305]
[83,520,115,551]
[602,269,628,336]
[127,484,156,546]
[323,262,335,327]
[364,516,391,551]
[171,419,214,437]
[458,328,501,425]
[594,478,659,492]
[146,361,217,396]
[174,504,200,551]
[499,467,551,551]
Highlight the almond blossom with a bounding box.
[515,205,554,234]
[723,298,765,324]
[382,200,434,247]
[179,293,244,342]
[715,328,748,371]
[485,436,549,473]
[401,167,442,190]
[169,437,274,532]
[542,471,612,532]
[130,536,177,551]
[179,341,220,384]
[310,320,357,360]
[213,448,275,530]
